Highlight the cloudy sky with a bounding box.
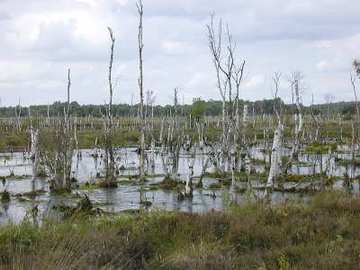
[0,0,359,106]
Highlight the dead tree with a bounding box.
[267,72,284,188]
[14,99,22,133]
[350,63,360,181]
[184,136,195,197]
[290,72,303,160]
[137,0,146,180]
[145,90,156,174]
[309,94,321,142]
[103,27,117,186]
[28,107,39,178]
[207,13,246,178]
[40,69,74,191]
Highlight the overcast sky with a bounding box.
[0,0,359,106]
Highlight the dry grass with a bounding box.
[0,191,360,269]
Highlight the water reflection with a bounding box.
[0,147,357,224]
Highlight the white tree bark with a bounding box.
[30,127,39,179]
[291,78,303,159]
[266,123,283,187]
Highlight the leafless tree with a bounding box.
[309,94,321,142]
[28,107,39,179]
[40,69,74,191]
[14,98,22,132]
[267,72,284,188]
[103,27,116,186]
[289,72,304,160]
[137,0,146,180]
[207,13,246,178]
[350,62,360,181]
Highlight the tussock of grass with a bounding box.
[15,189,46,199]
[208,182,223,189]
[305,142,337,154]
[205,171,267,184]
[0,192,359,269]
[158,176,181,190]
[278,173,337,184]
[0,190,10,203]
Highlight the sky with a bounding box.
[0,0,359,106]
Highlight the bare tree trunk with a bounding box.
[29,108,39,179]
[267,123,283,187]
[267,72,283,189]
[44,68,74,192]
[291,76,303,160]
[137,0,146,180]
[185,139,195,197]
[104,27,116,185]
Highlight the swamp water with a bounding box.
[0,147,358,224]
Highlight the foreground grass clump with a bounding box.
[1,192,360,269]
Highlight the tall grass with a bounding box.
[0,192,360,269]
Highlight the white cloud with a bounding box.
[245,75,265,88]
[0,0,359,105]
[316,61,330,71]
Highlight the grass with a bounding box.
[0,192,359,269]
[0,190,10,203]
[208,182,223,189]
[205,170,268,184]
[150,176,182,190]
[336,157,360,167]
[305,142,338,154]
[14,190,46,199]
[278,173,337,184]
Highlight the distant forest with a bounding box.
[0,98,357,118]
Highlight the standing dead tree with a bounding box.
[309,94,321,142]
[290,72,303,160]
[40,69,74,192]
[145,90,156,174]
[349,61,360,181]
[159,97,183,185]
[103,27,117,187]
[267,72,284,188]
[137,0,146,180]
[351,61,360,122]
[14,99,22,133]
[28,107,40,178]
[207,14,246,183]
